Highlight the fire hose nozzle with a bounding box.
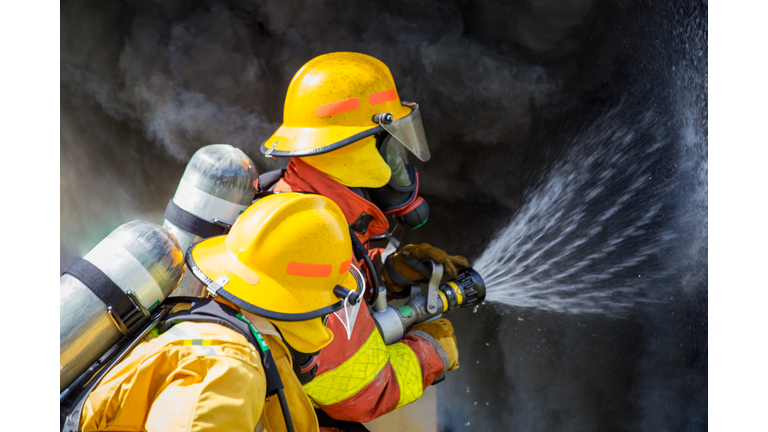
[372,267,486,345]
[442,268,486,311]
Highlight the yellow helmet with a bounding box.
[261,52,431,187]
[186,192,364,351]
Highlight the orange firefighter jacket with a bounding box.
[78,302,319,432]
[274,158,448,422]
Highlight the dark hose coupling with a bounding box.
[440,268,486,312]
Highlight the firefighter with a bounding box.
[77,193,364,432]
[259,52,467,425]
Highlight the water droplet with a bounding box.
[465,422,471,426]
[485,342,490,346]
[518,317,523,321]
[485,402,489,406]
[474,401,478,405]
[476,360,480,363]
[466,387,470,393]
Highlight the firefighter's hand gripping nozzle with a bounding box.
[371,263,486,345]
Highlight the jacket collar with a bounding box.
[277,159,390,240]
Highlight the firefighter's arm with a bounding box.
[79,322,267,432]
[144,354,266,432]
[305,306,446,423]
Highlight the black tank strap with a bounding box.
[257,168,287,192]
[63,258,146,335]
[164,199,229,239]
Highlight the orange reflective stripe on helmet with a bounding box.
[286,261,333,278]
[286,255,355,277]
[339,257,352,274]
[317,97,360,117]
[369,89,397,106]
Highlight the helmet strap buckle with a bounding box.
[264,142,279,159]
[207,275,230,297]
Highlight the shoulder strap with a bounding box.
[160,298,284,396]
[257,169,287,192]
[163,300,297,432]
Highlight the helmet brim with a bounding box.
[262,103,412,158]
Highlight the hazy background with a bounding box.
[61,0,707,430]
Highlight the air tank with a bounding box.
[163,144,259,297]
[60,221,185,392]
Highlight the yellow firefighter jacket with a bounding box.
[78,305,319,432]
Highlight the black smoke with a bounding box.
[60,0,707,430]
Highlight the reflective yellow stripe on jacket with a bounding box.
[387,342,423,409]
[303,327,423,408]
[152,322,223,357]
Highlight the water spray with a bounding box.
[371,263,486,345]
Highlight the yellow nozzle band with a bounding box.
[447,281,463,306]
[438,290,449,313]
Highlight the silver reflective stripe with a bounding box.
[174,178,249,224]
[156,324,219,357]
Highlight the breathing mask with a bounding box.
[366,125,430,230]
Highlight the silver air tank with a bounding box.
[60,221,185,392]
[163,144,259,297]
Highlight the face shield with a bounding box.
[367,132,430,230]
[380,135,413,188]
[376,102,431,162]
